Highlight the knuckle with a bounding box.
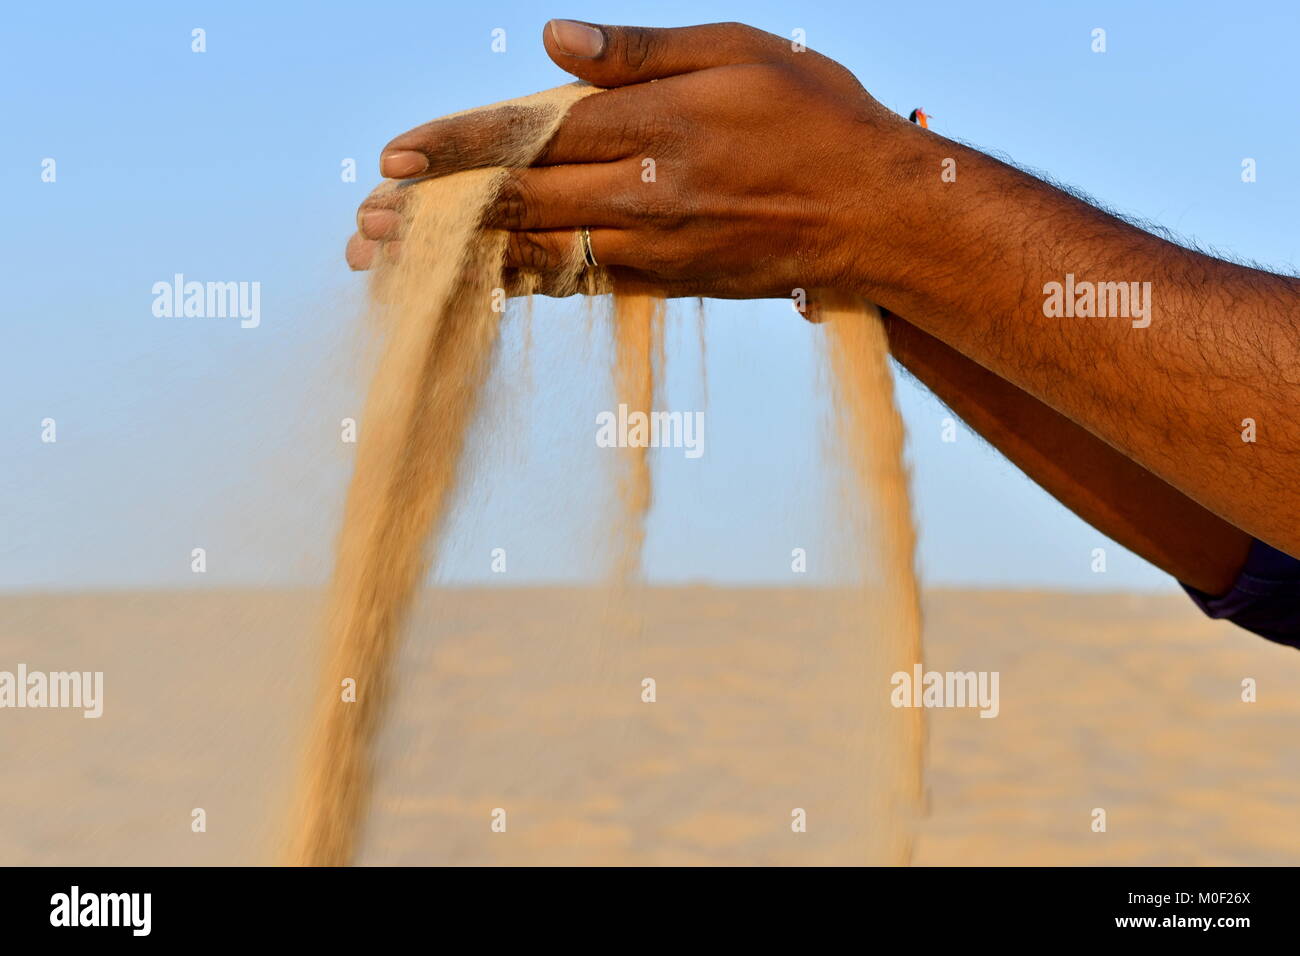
[611,186,687,230]
[495,174,540,230]
[719,21,756,43]
[360,181,403,212]
[616,113,666,152]
[608,188,642,222]
[648,196,688,229]
[621,28,655,70]
[639,243,676,277]
[510,232,552,270]
[719,21,778,57]
[496,188,528,231]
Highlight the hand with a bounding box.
[346,20,923,300]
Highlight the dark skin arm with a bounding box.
[346,20,1295,586]
[879,311,1252,594]
[872,132,1300,562]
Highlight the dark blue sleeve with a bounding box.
[1181,539,1300,650]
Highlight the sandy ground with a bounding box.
[1,587,1297,866]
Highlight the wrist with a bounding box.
[824,112,943,303]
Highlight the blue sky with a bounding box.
[3,0,1297,591]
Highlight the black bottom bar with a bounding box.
[0,865,1283,942]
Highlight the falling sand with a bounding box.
[820,293,926,863]
[284,83,924,865]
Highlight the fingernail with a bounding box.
[360,210,399,239]
[548,19,605,58]
[380,150,429,178]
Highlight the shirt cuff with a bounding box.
[1181,539,1300,650]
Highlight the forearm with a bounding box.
[854,121,1300,557]
[881,311,1253,594]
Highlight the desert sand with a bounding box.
[1,587,1297,866]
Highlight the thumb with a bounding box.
[542,20,779,87]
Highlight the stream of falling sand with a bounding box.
[285,84,924,865]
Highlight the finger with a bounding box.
[379,84,663,179]
[486,161,640,231]
[379,99,602,179]
[542,20,785,86]
[346,233,378,271]
[356,182,410,236]
[503,230,580,272]
[536,83,672,166]
[346,234,403,271]
[357,179,406,213]
[504,227,632,272]
[358,208,402,240]
[380,105,542,178]
[380,21,780,181]
[361,159,643,244]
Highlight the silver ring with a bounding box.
[579,226,598,268]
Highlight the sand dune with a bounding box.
[1,588,1296,865]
